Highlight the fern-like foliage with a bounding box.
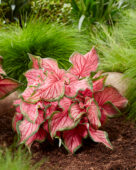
[0,19,90,84]
[89,10,136,121]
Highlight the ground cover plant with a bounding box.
[12,48,128,153]
[0,145,44,170]
[0,19,90,85]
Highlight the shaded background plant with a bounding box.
[0,0,32,26]
[70,0,127,31]
[31,0,72,24]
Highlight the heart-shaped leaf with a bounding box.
[65,78,91,98]
[25,127,47,148]
[28,53,41,69]
[24,69,46,86]
[86,100,101,129]
[88,126,113,149]
[18,119,40,144]
[69,48,98,78]
[20,101,44,123]
[63,124,88,153]
[39,72,65,101]
[0,78,20,99]
[49,111,79,137]
[69,103,85,121]
[94,86,128,108]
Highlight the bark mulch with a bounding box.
[0,109,136,170]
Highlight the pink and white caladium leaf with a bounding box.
[40,58,66,78]
[77,76,105,98]
[69,103,85,121]
[16,105,21,113]
[38,72,65,101]
[49,111,79,138]
[17,119,40,144]
[102,102,121,118]
[0,62,20,99]
[59,97,72,111]
[88,126,113,149]
[49,97,80,138]
[20,101,44,123]
[100,112,107,126]
[99,102,121,125]
[43,121,49,133]
[94,86,128,109]
[93,86,128,123]
[35,109,45,124]
[86,99,101,129]
[13,99,21,113]
[44,101,58,119]
[25,127,47,148]
[63,124,88,153]
[21,86,40,103]
[40,58,59,73]
[65,78,91,98]
[92,75,106,93]
[64,72,78,84]
[24,69,46,87]
[25,63,66,102]
[78,89,92,98]
[13,99,21,106]
[69,47,98,78]
[0,78,20,99]
[17,109,45,144]
[12,113,23,132]
[28,53,41,69]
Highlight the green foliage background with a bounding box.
[0,19,90,86]
[88,10,136,120]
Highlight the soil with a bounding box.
[0,109,136,170]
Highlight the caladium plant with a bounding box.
[13,48,128,153]
[0,58,20,99]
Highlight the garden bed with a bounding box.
[0,109,136,170]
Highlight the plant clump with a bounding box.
[13,48,128,153]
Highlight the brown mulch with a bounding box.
[0,109,136,170]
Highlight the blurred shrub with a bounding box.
[70,0,128,31]
[0,0,32,25]
[124,0,136,9]
[0,0,135,28]
[31,0,72,24]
